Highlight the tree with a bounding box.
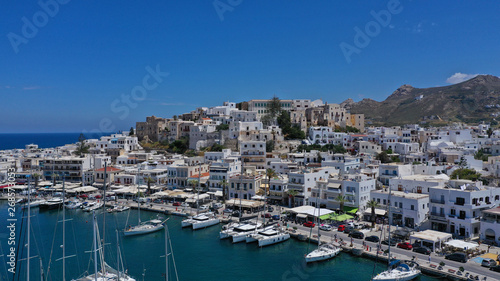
[474,149,489,162]
[216,124,229,131]
[219,179,229,203]
[129,127,135,136]
[487,127,494,138]
[317,151,322,164]
[266,168,277,196]
[32,173,41,188]
[266,140,274,152]
[335,195,347,213]
[145,177,155,195]
[173,115,178,120]
[261,96,282,126]
[450,168,481,182]
[366,200,379,228]
[287,189,299,208]
[376,151,391,163]
[74,133,89,157]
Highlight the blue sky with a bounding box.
[1,0,499,133]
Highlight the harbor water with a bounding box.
[0,201,441,281]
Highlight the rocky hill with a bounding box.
[343,75,500,125]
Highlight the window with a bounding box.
[411,205,414,210]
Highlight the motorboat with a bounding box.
[229,222,263,243]
[305,243,342,263]
[253,228,290,247]
[124,219,165,236]
[83,201,104,212]
[372,260,421,281]
[190,213,220,230]
[40,197,63,210]
[65,200,82,209]
[107,205,130,213]
[26,199,46,208]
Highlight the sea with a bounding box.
[0,201,442,281]
[0,133,112,151]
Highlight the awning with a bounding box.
[444,240,479,250]
[297,214,308,219]
[343,206,358,214]
[320,213,337,220]
[327,183,341,189]
[331,214,354,221]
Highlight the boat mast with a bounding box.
[164,226,169,281]
[138,164,141,225]
[27,173,31,280]
[116,230,120,281]
[102,162,107,274]
[317,184,321,248]
[92,211,98,281]
[196,163,201,215]
[387,187,393,269]
[62,177,66,281]
[238,162,243,222]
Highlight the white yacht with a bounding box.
[245,225,275,243]
[189,213,220,230]
[229,222,263,243]
[124,219,165,236]
[65,200,82,209]
[248,227,290,247]
[372,261,421,281]
[40,197,63,210]
[219,222,242,239]
[305,243,342,263]
[83,201,104,212]
[107,205,130,213]
[27,199,46,208]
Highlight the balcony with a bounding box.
[454,202,465,206]
[430,199,445,204]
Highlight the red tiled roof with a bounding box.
[96,167,121,172]
[190,172,210,178]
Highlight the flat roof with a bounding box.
[372,190,428,200]
[410,230,452,242]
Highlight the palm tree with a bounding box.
[366,199,379,228]
[32,173,42,188]
[265,168,277,196]
[219,179,229,203]
[188,179,199,191]
[145,177,155,195]
[287,189,299,208]
[335,195,347,214]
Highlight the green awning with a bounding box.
[331,214,354,221]
[319,212,337,220]
[343,206,358,214]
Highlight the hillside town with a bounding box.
[4,98,500,247]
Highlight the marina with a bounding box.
[0,199,452,281]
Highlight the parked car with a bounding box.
[267,206,274,212]
[181,202,189,207]
[445,252,467,263]
[337,225,346,232]
[319,225,332,231]
[261,213,271,218]
[200,205,209,211]
[490,265,500,272]
[303,221,315,228]
[365,235,380,243]
[272,215,280,220]
[482,258,497,267]
[349,231,364,239]
[343,226,354,234]
[381,239,398,246]
[412,246,431,255]
[397,242,413,250]
[223,208,233,213]
[173,202,181,206]
[213,203,223,209]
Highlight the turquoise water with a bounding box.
[0,201,441,281]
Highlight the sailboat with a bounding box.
[305,187,341,263]
[73,211,136,281]
[372,188,420,281]
[124,195,165,236]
